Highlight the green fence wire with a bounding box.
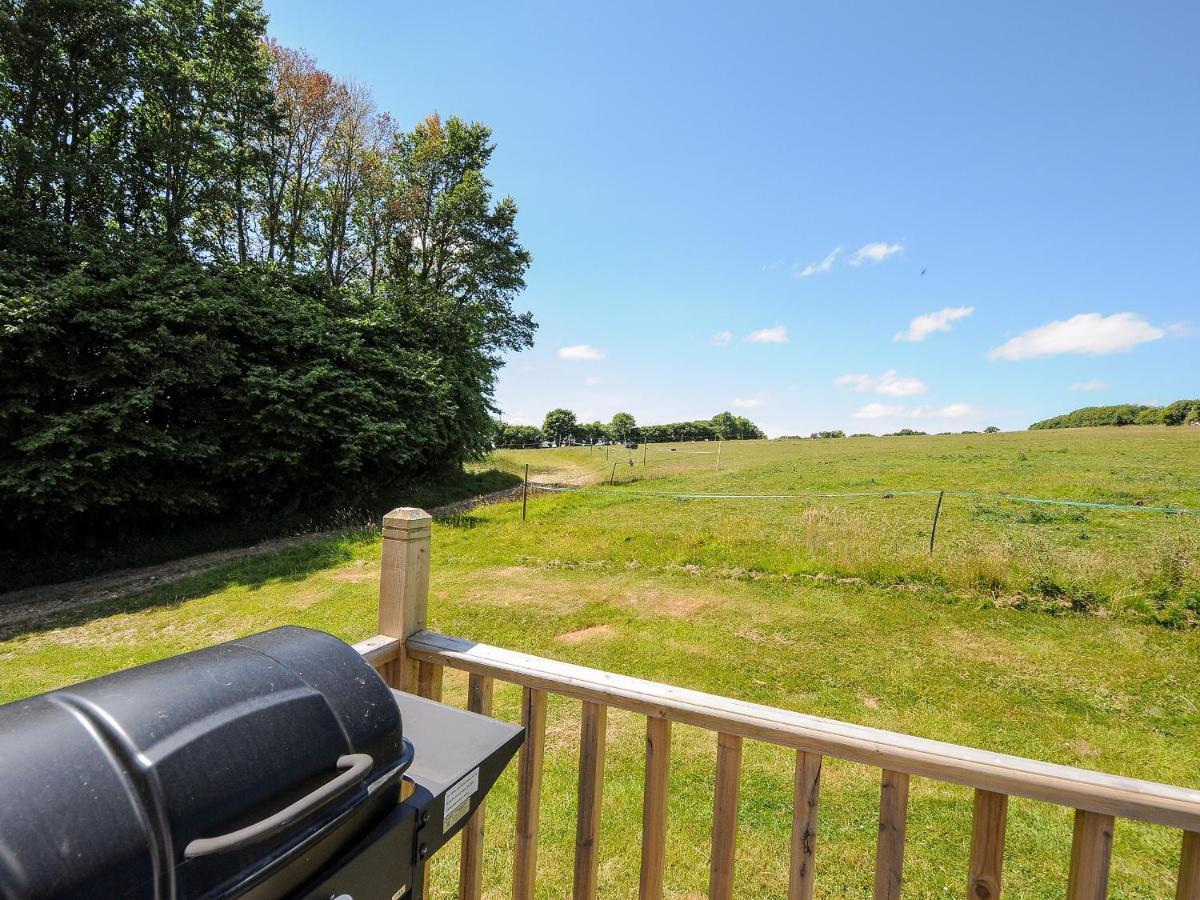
[532,484,1198,517]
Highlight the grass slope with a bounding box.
[1,426,1197,897]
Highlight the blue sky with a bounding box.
[264,1,1198,435]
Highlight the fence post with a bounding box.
[716,440,723,471]
[929,490,945,555]
[522,464,529,521]
[610,462,618,485]
[377,507,432,692]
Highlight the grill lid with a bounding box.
[0,626,408,900]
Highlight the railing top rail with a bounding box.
[396,629,1200,832]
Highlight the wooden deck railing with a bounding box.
[355,508,1200,899]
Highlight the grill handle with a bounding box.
[184,753,375,859]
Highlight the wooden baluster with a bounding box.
[414,660,444,890]
[967,790,1008,899]
[639,717,671,900]
[1066,810,1114,900]
[873,769,910,900]
[376,507,432,691]
[1178,831,1200,900]
[788,751,822,900]
[513,687,548,900]
[573,701,608,899]
[415,660,443,702]
[458,674,494,900]
[708,732,743,900]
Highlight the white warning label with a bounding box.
[442,767,480,833]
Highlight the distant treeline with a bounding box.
[493,410,765,448]
[0,0,533,551]
[1029,400,1200,430]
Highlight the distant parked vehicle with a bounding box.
[539,441,552,448]
[625,441,638,449]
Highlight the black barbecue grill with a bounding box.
[0,626,522,900]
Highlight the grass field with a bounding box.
[1,426,1197,897]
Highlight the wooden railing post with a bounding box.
[709,732,743,900]
[968,790,1008,899]
[573,701,608,899]
[459,674,495,900]
[513,687,548,900]
[639,717,672,900]
[1178,830,1200,900]
[1066,810,1114,900]
[789,752,822,900]
[377,507,432,691]
[874,769,910,900]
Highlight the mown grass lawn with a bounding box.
[1,426,1197,897]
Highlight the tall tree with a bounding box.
[609,412,636,442]
[542,408,577,444]
[386,114,534,353]
[0,0,136,235]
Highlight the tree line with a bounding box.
[492,410,765,448]
[1029,400,1200,430]
[0,0,534,550]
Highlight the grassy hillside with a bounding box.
[1,425,1197,897]
[492,426,1200,626]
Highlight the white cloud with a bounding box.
[835,370,927,396]
[924,402,979,418]
[794,246,842,278]
[1070,379,1110,392]
[852,401,980,420]
[988,312,1165,361]
[849,242,903,266]
[733,396,766,409]
[835,373,872,392]
[584,376,603,386]
[710,330,734,347]
[558,344,607,361]
[745,325,789,344]
[895,306,974,342]
[851,402,905,419]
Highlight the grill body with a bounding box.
[0,627,411,899]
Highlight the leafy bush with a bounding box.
[1030,400,1200,430]
[0,251,486,546]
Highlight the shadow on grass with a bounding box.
[0,528,376,644]
[1,468,521,594]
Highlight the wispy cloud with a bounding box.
[849,242,904,266]
[988,312,1165,361]
[794,246,842,278]
[918,402,979,419]
[1069,379,1110,392]
[851,401,979,420]
[733,394,767,409]
[835,370,927,396]
[745,325,789,344]
[710,330,734,347]
[584,375,604,386]
[851,402,905,419]
[558,344,607,361]
[895,306,974,342]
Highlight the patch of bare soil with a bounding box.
[554,624,616,644]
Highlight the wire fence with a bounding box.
[531,484,1198,517]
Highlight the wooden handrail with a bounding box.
[397,629,1200,832]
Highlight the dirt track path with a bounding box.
[0,484,532,636]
